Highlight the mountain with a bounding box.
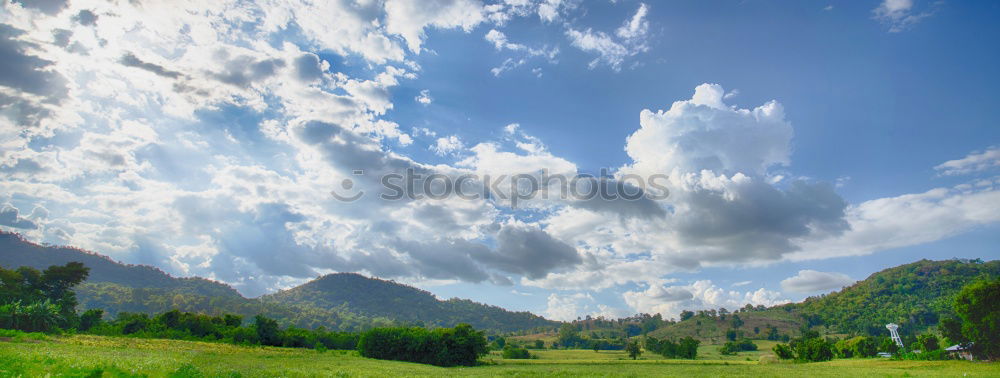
[650,258,999,341]
[0,232,241,299]
[0,231,555,332]
[787,258,1000,335]
[260,273,555,331]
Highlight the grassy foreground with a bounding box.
[1,335,997,377]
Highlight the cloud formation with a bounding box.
[935,146,1000,176]
[780,270,854,293]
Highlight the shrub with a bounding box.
[773,343,794,360]
[795,337,834,362]
[356,323,487,366]
[720,339,758,355]
[502,345,532,359]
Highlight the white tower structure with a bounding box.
[886,323,904,349]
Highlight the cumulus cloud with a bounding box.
[431,135,463,156]
[474,222,582,279]
[624,280,789,319]
[780,270,854,293]
[544,292,593,321]
[0,24,69,127]
[625,83,792,176]
[10,0,68,15]
[0,204,38,229]
[934,146,1000,176]
[384,0,485,53]
[790,181,1000,261]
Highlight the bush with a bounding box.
[501,345,532,359]
[773,343,794,360]
[78,309,103,332]
[230,326,258,345]
[719,339,757,355]
[795,337,834,362]
[356,323,487,366]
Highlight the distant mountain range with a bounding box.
[0,231,556,332]
[3,231,995,338]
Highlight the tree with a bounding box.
[939,316,965,346]
[558,323,580,348]
[626,340,642,360]
[253,315,281,346]
[492,336,506,350]
[795,337,833,362]
[879,337,899,355]
[677,336,700,359]
[726,329,738,341]
[917,334,940,352]
[730,314,744,329]
[79,308,104,331]
[679,310,695,321]
[0,262,89,328]
[953,278,1000,360]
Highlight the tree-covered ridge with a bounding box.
[783,259,1000,335]
[0,231,240,299]
[0,231,555,332]
[261,273,556,332]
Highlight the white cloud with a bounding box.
[615,3,649,41]
[431,135,464,156]
[415,89,433,105]
[384,0,485,53]
[780,270,854,293]
[731,280,752,287]
[544,292,593,321]
[564,3,650,71]
[484,29,558,76]
[873,0,933,33]
[935,146,1000,176]
[491,57,526,77]
[790,181,1000,261]
[623,280,789,319]
[624,83,792,176]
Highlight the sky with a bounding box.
[1,0,999,321]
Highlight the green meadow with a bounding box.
[1,335,996,377]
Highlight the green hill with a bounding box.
[0,231,555,332]
[260,273,555,331]
[787,258,999,335]
[650,259,999,341]
[648,308,801,343]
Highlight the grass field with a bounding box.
[1,335,997,377]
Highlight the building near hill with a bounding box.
[945,344,974,361]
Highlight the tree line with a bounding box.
[0,262,489,366]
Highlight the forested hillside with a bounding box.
[785,258,999,335]
[260,273,556,331]
[0,231,554,332]
[647,259,997,342]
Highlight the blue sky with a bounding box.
[1,0,998,321]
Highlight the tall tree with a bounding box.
[953,278,1000,360]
